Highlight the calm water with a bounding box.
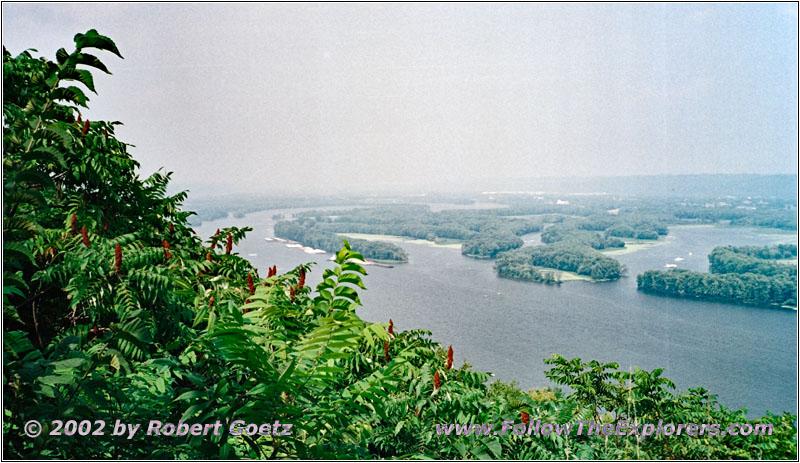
[197,208,797,418]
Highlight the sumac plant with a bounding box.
[3,32,796,460]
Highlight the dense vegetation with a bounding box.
[495,243,624,283]
[638,245,797,308]
[541,223,626,250]
[274,219,408,262]
[709,245,797,278]
[491,195,797,231]
[3,33,797,460]
[291,205,543,258]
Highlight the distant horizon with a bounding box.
[178,172,798,200]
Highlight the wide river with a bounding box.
[196,206,797,418]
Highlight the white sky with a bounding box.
[2,3,797,194]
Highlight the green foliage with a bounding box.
[709,245,797,278]
[293,205,542,259]
[3,32,796,460]
[541,223,625,250]
[496,242,624,282]
[274,220,408,262]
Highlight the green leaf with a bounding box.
[4,242,35,266]
[333,285,360,302]
[74,29,123,59]
[51,358,87,370]
[32,126,71,149]
[337,272,366,288]
[50,86,89,107]
[175,390,206,402]
[25,145,67,168]
[39,374,74,385]
[341,262,367,275]
[57,67,96,93]
[55,47,69,64]
[74,52,111,74]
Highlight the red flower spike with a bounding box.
[388,319,394,335]
[206,252,212,262]
[103,129,108,136]
[77,115,82,122]
[225,235,233,254]
[82,120,90,135]
[521,412,530,426]
[209,296,215,307]
[169,223,174,234]
[298,269,305,290]
[433,371,440,390]
[70,214,77,234]
[384,340,390,362]
[209,229,220,249]
[446,345,453,371]
[92,323,100,339]
[81,226,91,247]
[114,243,122,274]
[162,240,171,260]
[247,274,255,295]
[103,220,109,232]
[290,286,295,303]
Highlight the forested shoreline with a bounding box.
[293,206,543,258]
[273,202,798,292]
[495,243,624,283]
[638,245,797,308]
[274,220,409,262]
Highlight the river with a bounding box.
[196,207,797,418]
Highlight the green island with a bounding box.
[3,31,797,460]
[274,201,798,286]
[276,205,544,260]
[637,245,798,308]
[495,243,624,284]
[274,220,409,262]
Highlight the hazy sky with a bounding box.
[3,3,797,194]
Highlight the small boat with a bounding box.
[665,263,678,268]
[248,253,258,257]
[674,257,685,262]
[286,243,303,248]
